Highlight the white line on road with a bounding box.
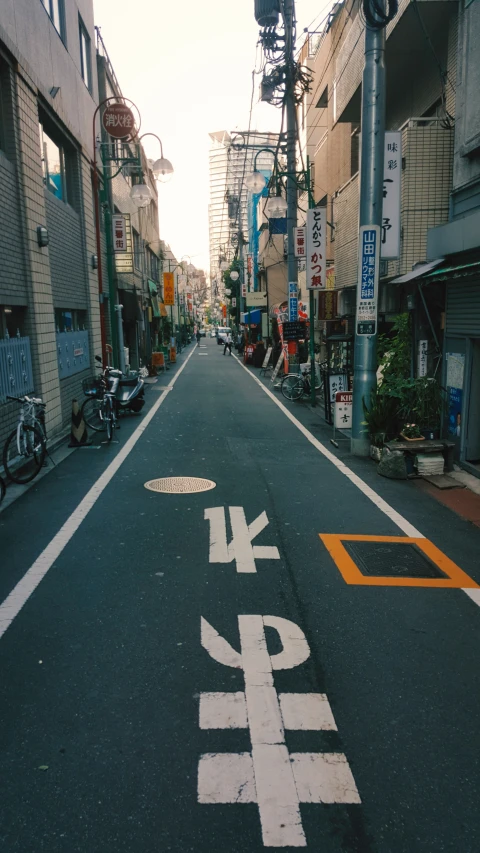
[232,355,480,608]
[0,345,198,641]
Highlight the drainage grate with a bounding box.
[344,541,447,579]
[144,477,216,494]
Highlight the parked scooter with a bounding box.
[96,356,145,414]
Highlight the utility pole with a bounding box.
[351,1,387,456]
[283,0,297,296]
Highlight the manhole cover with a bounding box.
[144,477,216,494]
[344,541,446,579]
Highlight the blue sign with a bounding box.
[289,296,298,322]
[360,229,377,300]
[289,282,297,294]
[448,387,462,438]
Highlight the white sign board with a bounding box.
[329,374,348,400]
[306,208,327,290]
[381,132,401,260]
[112,215,127,252]
[334,392,352,429]
[246,292,267,307]
[241,283,246,298]
[294,226,306,257]
[271,351,284,383]
[417,340,428,377]
[355,225,380,336]
[262,346,272,369]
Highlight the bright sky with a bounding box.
[93,0,333,272]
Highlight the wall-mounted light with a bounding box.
[91,254,98,269]
[36,225,49,247]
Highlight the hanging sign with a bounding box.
[356,225,380,336]
[294,226,306,257]
[163,272,175,306]
[113,214,133,273]
[102,103,135,139]
[246,292,267,307]
[306,208,327,290]
[112,215,127,252]
[381,131,401,260]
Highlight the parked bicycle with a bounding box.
[81,357,121,442]
[3,394,47,483]
[281,364,323,403]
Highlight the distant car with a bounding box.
[210,329,216,338]
[199,328,206,337]
[216,326,232,345]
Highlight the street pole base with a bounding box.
[351,437,370,457]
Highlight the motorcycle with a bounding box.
[94,355,145,415]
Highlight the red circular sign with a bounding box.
[102,103,135,139]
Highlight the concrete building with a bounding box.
[0,0,102,448]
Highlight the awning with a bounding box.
[390,259,444,284]
[148,280,160,318]
[241,309,262,324]
[423,259,480,281]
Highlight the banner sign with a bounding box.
[381,132,401,259]
[163,272,175,305]
[306,208,327,290]
[356,225,380,336]
[294,226,306,257]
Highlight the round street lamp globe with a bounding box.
[230,270,239,281]
[130,183,152,208]
[245,170,267,193]
[219,261,228,271]
[152,156,174,179]
[265,194,287,218]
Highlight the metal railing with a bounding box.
[0,336,34,403]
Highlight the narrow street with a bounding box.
[1,338,479,852]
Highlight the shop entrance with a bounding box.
[466,339,480,468]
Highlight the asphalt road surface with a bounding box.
[1,337,480,853]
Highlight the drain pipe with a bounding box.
[115,304,126,373]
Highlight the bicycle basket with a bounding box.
[82,376,104,397]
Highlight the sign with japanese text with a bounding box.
[102,103,135,140]
[326,265,335,290]
[113,213,133,274]
[335,391,353,429]
[319,291,337,321]
[306,208,327,290]
[163,272,175,305]
[241,283,246,298]
[356,225,380,336]
[289,282,298,322]
[283,321,307,341]
[381,132,401,259]
[294,226,306,257]
[112,215,127,252]
[417,340,428,377]
[247,255,253,275]
[329,374,348,400]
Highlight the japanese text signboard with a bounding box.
[113,213,133,274]
[163,272,175,306]
[418,340,428,377]
[289,282,298,322]
[306,208,327,290]
[283,321,307,341]
[294,227,306,257]
[335,392,353,429]
[102,103,135,140]
[112,215,127,252]
[356,225,380,336]
[381,132,401,259]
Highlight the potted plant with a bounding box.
[400,423,424,442]
[362,390,398,461]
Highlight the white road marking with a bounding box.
[199,615,360,847]
[0,345,198,641]
[234,356,480,605]
[204,506,280,573]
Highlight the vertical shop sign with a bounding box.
[355,225,380,336]
[381,132,401,259]
[306,208,327,290]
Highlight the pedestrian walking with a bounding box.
[223,333,233,356]
[196,330,201,345]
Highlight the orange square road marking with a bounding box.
[319,534,479,588]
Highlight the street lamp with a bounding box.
[245,170,267,193]
[265,194,288,218]
[130,182,153,208]
[140,132,174,182]
[230,270,239,281]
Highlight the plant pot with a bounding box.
[399,432,425,442]
[370,444,382,461]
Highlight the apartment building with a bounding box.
[0,0,102,448]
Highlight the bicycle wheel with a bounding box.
[3,424,46,484]
[103,398,114,442]
[281,374,304,401]
[81,397,105,431]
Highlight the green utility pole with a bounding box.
[351,0,389,455]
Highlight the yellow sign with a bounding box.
[163,272,175,306]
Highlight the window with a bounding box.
[1,305,26,339]
[39,122,67,202]
[41,0,64,40]
[133,230,143,270]
[55,308,88,333]
[149,250,159,281]
[79,17,92,91]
